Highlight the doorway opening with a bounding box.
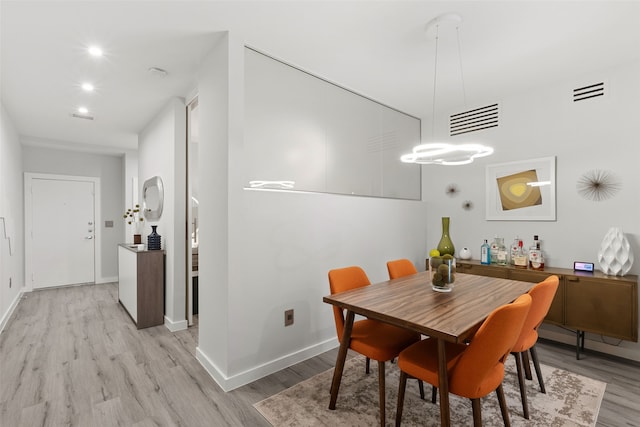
[186,96,199,328]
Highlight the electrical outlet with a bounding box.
[284,309,294,326]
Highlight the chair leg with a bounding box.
[396,371,408,427]
[496,384,511,427]
[513,352,530,419]
[378,361,385,427]
[418,379,425,400]
[530,345,546,393]
[431,385,437,404]
[471,398,483,427]
[366,357,370,374]
[522,350,532,380]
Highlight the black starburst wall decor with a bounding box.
[446,183,459,197]
[576,169,621,201]
[462,200,474,211]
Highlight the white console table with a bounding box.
[117,244,165,329]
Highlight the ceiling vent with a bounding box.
[450,103,498,136]
[573,82,604,102]
[70,113,94,120]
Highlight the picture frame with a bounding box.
[485,156,556,221]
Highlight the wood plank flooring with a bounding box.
[0,283,638,426]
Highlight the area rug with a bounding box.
[254,355,606,426]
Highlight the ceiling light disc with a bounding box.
[401,142,493,165]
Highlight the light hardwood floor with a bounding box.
[0,283,638,426]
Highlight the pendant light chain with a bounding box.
[456,25,467,109]
[431,23,440,139]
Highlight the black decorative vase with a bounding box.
[147,225,161,250]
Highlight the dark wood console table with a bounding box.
[453,260,638,359]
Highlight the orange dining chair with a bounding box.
[386,258,418,279]
[329,266,421,427]
[395,293,532,427]
[510,275,560,419]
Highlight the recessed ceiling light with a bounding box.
[78,106,89,114]
[88,46,103,57]
[81,82,94,92]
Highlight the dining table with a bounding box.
[323,270,536,427]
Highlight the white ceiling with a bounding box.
[2,1,640,153]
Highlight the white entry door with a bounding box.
[27,176,97,289]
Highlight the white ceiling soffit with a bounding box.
[2,1,640,152]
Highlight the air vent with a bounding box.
[573,82,604,102]
[70,113,94,120]
[450,103,498,136]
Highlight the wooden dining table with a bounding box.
[323,271,536,427]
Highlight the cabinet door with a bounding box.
[565,275,638,341]
[544,281,564,326]
[510,270,564,325]
[118,246,138,322]
[457,263,509,278]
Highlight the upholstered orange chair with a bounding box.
[511,275,560,419]
[386,258,418,280]
[395,293,532,427]
[329,266,421,427]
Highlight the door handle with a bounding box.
[85,236,93,240]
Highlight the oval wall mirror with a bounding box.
[142,176,164,221]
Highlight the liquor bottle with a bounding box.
[529,238,545,270]
[490,235,499,264]
[513,239,528,269]
[528,235,538,267]
[496,237,508,266]
[480,239,491,265]
[510,237,520,265]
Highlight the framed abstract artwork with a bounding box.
[485,156,556,221]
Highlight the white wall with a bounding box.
[424,58,640,361]
[122,149,139,221]
[138,97,187,330]
[195,33,429,391]
[0,103,25,331]
[195,32,232,380]
[22,145,123,282]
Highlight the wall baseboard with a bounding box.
[97,276,118,284]
[0,289,23,334]
[196,337,339,392]
[164,316,188,332]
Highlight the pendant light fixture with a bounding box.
[401,13,494,166]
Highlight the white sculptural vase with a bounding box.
[597,227,633,276]
[459,247,472,260]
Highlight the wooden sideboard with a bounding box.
[118,244,165,329]
[454,260,638,358]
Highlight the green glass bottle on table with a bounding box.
[437,217,455,256]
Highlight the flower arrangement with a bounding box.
[123,204,144,226]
